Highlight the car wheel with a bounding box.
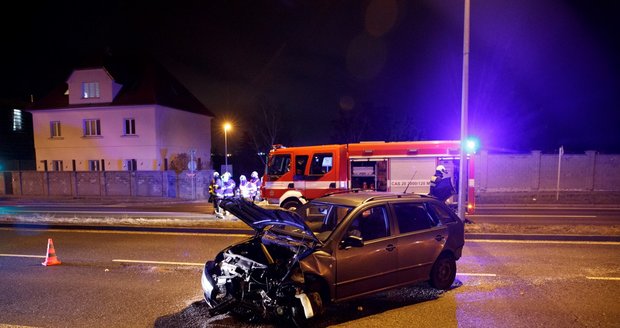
[429,254,456,290]
[282,199,302,211]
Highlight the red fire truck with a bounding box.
[262,140,475,212]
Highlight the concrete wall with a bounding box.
[3,150,620,200]
[475,150,620,192]
[0,170,215,199]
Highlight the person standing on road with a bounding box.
[238,175,251,201]
[248,171,261,202]
[212,172,225,218]
[222,172,236,199]
[429,165,455,202]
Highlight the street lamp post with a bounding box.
[457,0,471,220]
[223,123,231,172]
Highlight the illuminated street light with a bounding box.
[223,123,232,172]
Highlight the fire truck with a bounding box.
[262,140,475,212]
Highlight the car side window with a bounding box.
[346,206,389,241]
[427,202,457,224]
[393,203,437,233]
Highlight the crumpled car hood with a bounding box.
[220,198,320,244]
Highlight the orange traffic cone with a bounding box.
[42,238,61,266]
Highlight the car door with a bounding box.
[391,201,447,284]
[334,205,398,301]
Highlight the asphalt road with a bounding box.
[1,228,619,327]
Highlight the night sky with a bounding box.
[2,0,619,153]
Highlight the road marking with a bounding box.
[467,239,620,245]
[469,214,597,218]
[113,259,203,266]
[0,254,46,258]
[586,276,620,281]
[0,227,251,238]
[457,273,497,277]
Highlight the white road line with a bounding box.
[0,227,251,238]
[457,273,497,277]
[586,276,620,281]
[113,259,203,266]
[467,239,620,245]
[469,214,597,218]
[0,254,46,258]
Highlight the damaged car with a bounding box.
[201,191,465,324]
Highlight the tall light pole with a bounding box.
[457,0,471,220]
[223,123,231,172]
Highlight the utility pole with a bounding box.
[457,0,471,220]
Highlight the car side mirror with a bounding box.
[340,235,364,249]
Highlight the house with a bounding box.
[27,54,214,172]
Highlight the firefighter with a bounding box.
[238,175,251,201]
[429,165,455,202]
[248,171,261,202]
[212,172,225,218]
[222,172,236,198]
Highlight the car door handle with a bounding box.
[435,235,445,242]
[385,244,396,252]
[288,183,294,189]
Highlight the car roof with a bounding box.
[315,191,435,207]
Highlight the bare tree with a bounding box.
[248,97,289,174]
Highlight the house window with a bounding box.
[124,118,136,135]
[126,159,137,171]
[88,160,101,171]
[50,121,62,138]
[84,119,101,136]
[13,109,23,131]
[51,160,64,171]
[82,82,100,99]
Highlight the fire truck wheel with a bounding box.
[281,199,302,211]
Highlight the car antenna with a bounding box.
[403,171,417,194]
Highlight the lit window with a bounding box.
[88,160,101,171]
[13,109,23,131]
[82,82,100,99]
[124,118,136,135]
[50,121,62,138]
[83,119,101,136]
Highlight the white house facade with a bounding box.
[28,57,214,172]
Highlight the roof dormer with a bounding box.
[66,68,122,105]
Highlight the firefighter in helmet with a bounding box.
[429,165,455,202]
[211,172,225,218]
[248,171,261,202]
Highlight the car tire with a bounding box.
[429,254,456,290]
[281,199,302,211]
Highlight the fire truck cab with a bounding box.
[262,140,475,212]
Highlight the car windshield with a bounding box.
[297,201,353,242]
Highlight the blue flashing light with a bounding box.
[465,137,480,154]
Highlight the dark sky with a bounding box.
[2,0,619,153]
